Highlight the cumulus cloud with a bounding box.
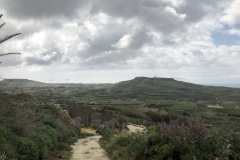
[221,0,240,25]
[228,28,240,36]
[91,0,187,34]
[112,28,153,49]
[0,0,87,19]
[1,0,240,84]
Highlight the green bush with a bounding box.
[17,138,38,160]
[95,125,114,142]
[0,93,78,159]
[99,118,240,160]
[0,125,18,159]
[99,132,147,160]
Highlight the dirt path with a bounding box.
[127,124,147,133]
[71,128,109,160]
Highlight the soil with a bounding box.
[71,128,109,160]
[127,124,147,133]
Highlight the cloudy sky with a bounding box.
[0,0,240,85]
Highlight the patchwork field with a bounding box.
[1,77,240,159]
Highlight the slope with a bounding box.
[0,79,51,88]
[108,77,240,101]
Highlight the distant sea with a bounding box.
[207,84,240,88]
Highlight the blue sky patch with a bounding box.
[212,25,240,46]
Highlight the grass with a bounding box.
[2,77,240,159]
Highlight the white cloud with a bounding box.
[221,0,240,25]
[1,0,240,84]
[83,21,98,36]
[164,6,186,20]
[228,28,240,36]
[112,35,132,49]
[77,42,90,51]
[162,0,186,7]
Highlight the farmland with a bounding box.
[1,77,240,159]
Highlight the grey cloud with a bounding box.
[179,4,206,22]
[128,28,153,49]
[26,57,52,65]
[25,38,64,66]
[78,27,152,65]
[87,33,123,56]
[2,19,64,38]
[141,7,186,34]
[21,18,64,36]
[91,0,175,19]
[90,0,229,34]
[178,0,231,22]
[0,0,234,71]
[91,0,187,34]
[79,24,129,59]
[141,0,168,8]
[1,0,87,19]
[91,0,140,19]
[26,50,62,66]
[0,55,22,66]
[82,49,140,69]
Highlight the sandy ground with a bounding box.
[127,124,147,133]
[71,128,109,160]
[80,128,97,134]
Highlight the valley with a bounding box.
[1,77,240,159]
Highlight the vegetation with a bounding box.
[1,77,240,159]
[1,8,240,160]
[0,92,78,160]
[97,118,240,160]
[0,15,81,159]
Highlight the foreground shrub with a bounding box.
[214,128,240,159]
[157,118,206,145]
[104,133,147,160]
[0,93,78,159]
[99,117,240,160]
[17,138,38,160]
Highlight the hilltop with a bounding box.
[108,77,240,101]
[0,79,50,88]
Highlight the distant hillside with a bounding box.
[108,77,240,101]
[0,79,51,88]
[113,77,204,91]
[2,77,240,102]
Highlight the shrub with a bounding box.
[17,138,38,160]
[104,133,147,160]
[0,93,78,159]
[157,118,206,145]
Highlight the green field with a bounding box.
[1,77,240,159]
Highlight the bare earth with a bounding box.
[71,129,109,160]
[127,124,147,133]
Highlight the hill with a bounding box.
[108,77,240,101]
[1,77,240,159]
[2,77,240,102]
[0,79,51,88]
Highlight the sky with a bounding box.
[0,0,240,85]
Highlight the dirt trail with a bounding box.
[71,128,109,160]
[127,124,147,133]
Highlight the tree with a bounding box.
[0,14,21,63]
